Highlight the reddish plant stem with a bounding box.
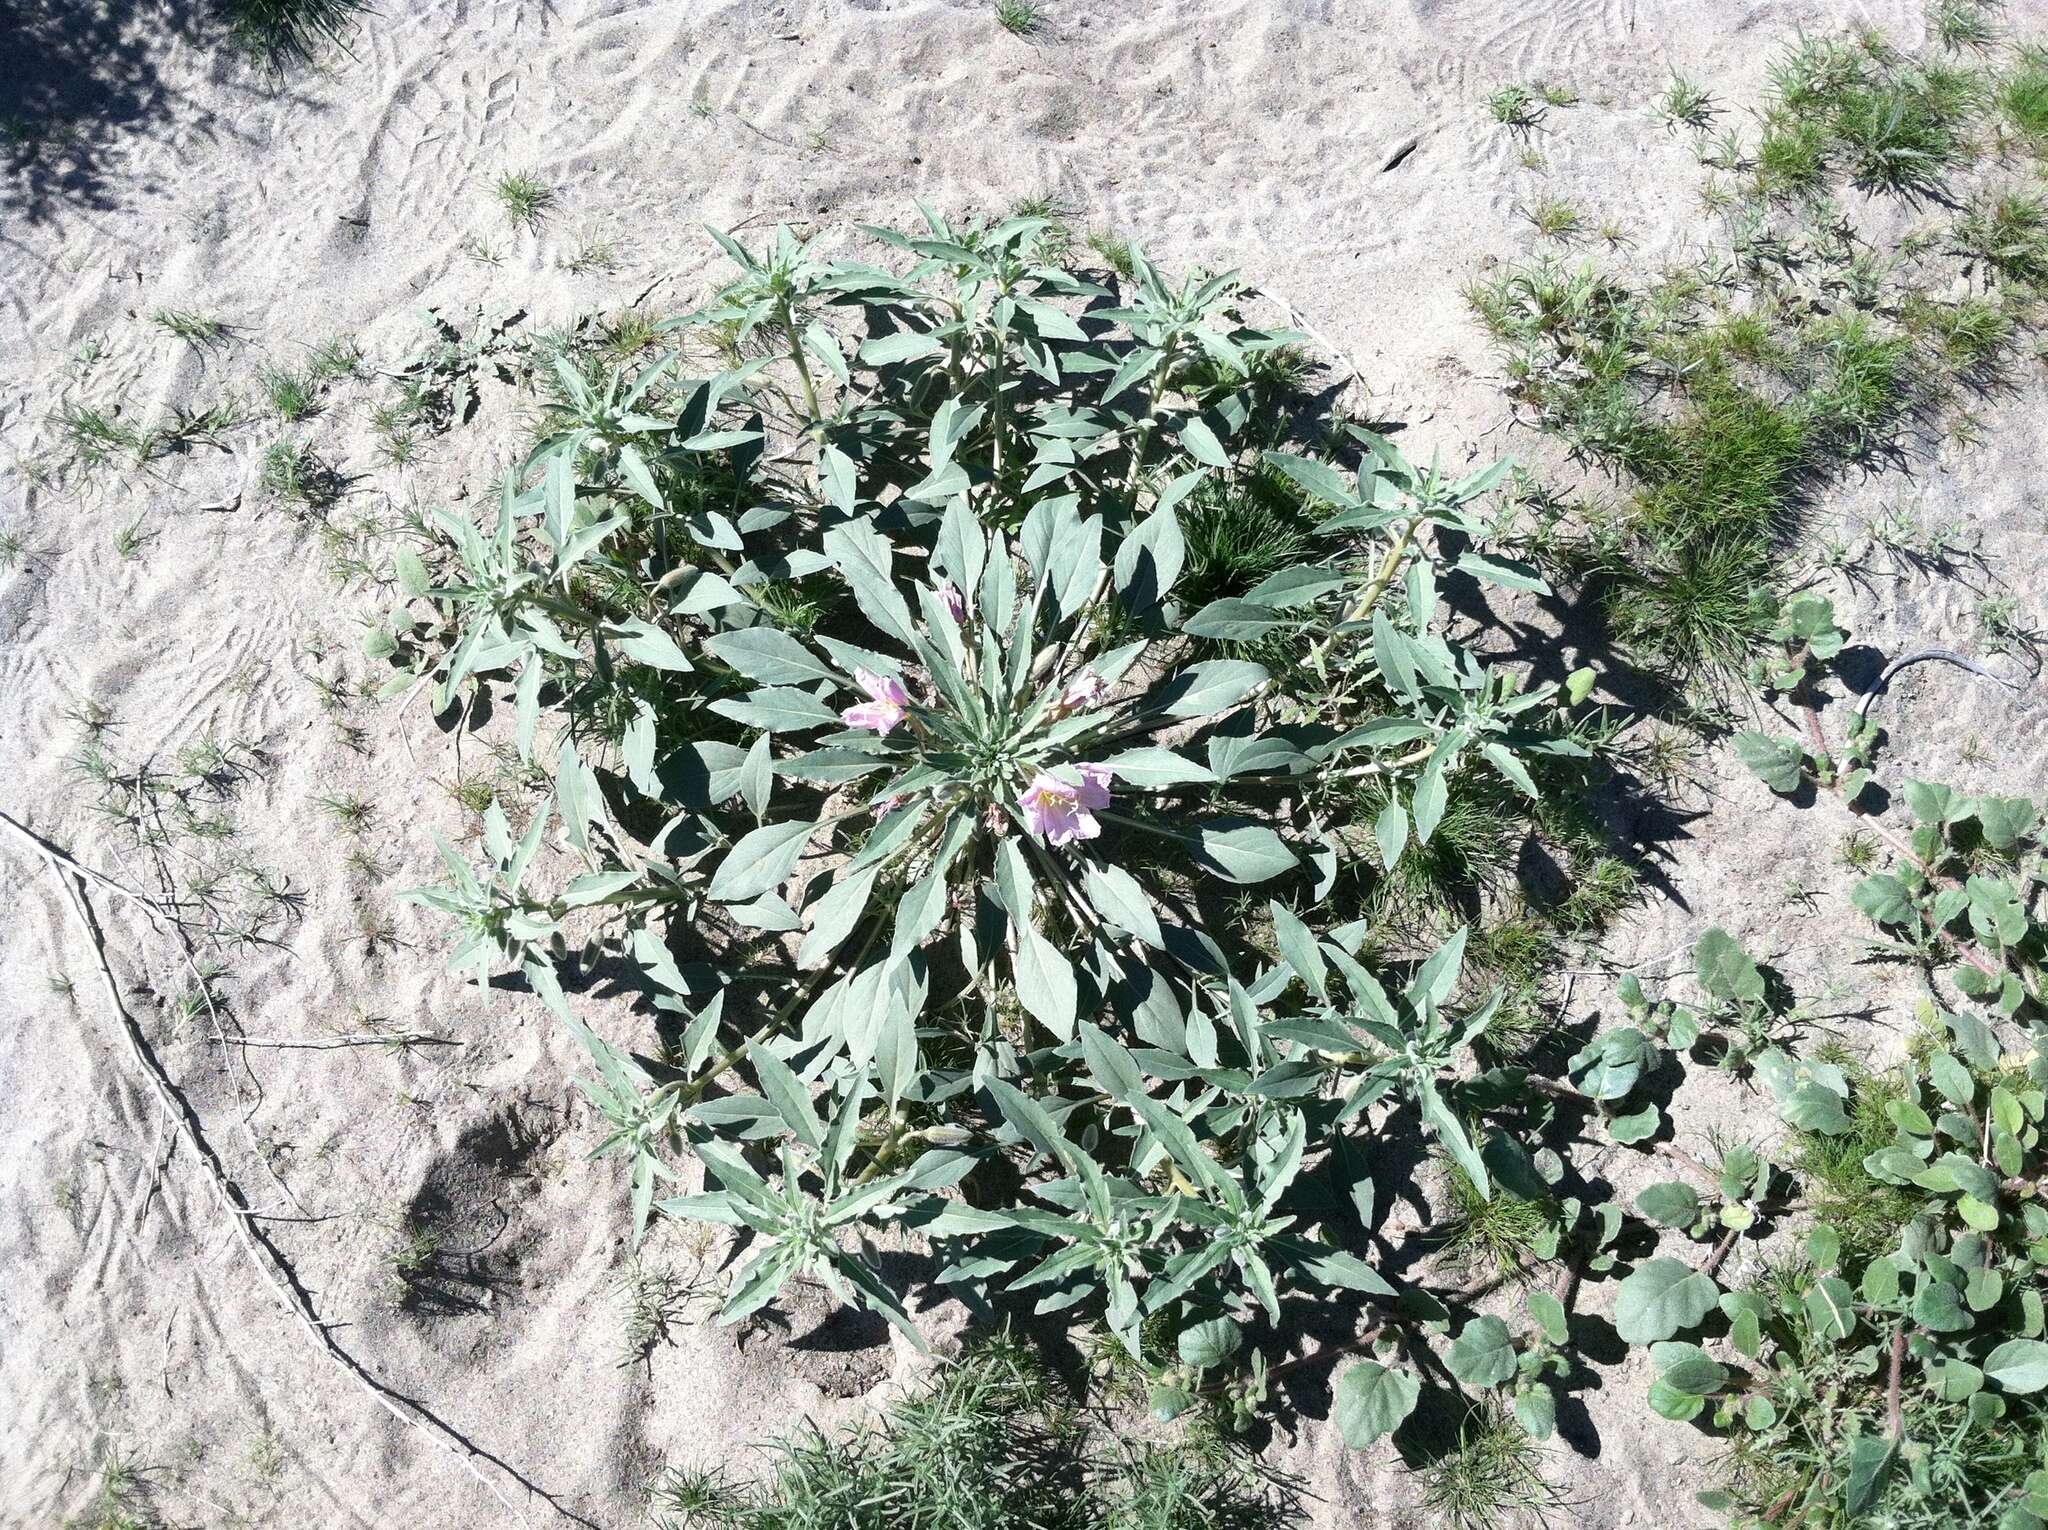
[1653,1141,1722,1182]
[1700,1224,1743,1279]
[1555,1246,1585,1316]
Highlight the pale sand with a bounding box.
[3,1,2045,1525]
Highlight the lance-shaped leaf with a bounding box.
[1080,1023,1228,1195]
[824,518,917,647]
[995,841,1077,1039]
[709,818,816,903]
[706,627,837,686]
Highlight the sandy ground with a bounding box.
[3,0,2046,1525]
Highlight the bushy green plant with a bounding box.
[394,214,1613,1448]
[394,195,2047,1518]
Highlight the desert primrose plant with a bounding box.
[376,177,2048,1530]
[390,212,1629,1455]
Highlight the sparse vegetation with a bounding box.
[151,309,230,347]
[216,0,370,67]
[994,0,1040,37]
[1661,74,1717,130]
[648,1340,1294,1530]
[1487,83,1544,130]
[493,171,556,230]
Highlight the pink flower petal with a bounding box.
[1073,762,1113,811]
[1060,670,1106,711]
[841,699,906,735]
[1018,773,1102,846]
[853,667,908,706]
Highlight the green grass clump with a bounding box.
[1766,33,1868,118]
[111,516,152,561]
[262,363,320,421]
[1626,379,1813,538]
[1174,471,1312,610]
[1601,533,1775,677]
[1802,310,1915,449]
[1833,75,1967,195]
[648,1341,1292,1530]
[54,403,149,474]
[1954,190,2048,286]
[1087,231,1137,279]
[261,439,340,508]
[1434,1163,1551,1276]
[1660,74,1716,130]
[151,309,230,346]
[264,368,315,421]
[493,172,556,230]
[61,1451,162,1530]
[993,0,1040,37]
[1340,770,1529,928]
[216,0,370,67]
[1911,294,2013,371]
[1788,1069,1920,1262]
[308,335,363,382]
[1419,1402,1560,1530]
[1998,51,2048,144]
[1524,196,1581,241]
[1930,0,1999,53]
[1486,84,1544,130]
[1754,116,1829,200]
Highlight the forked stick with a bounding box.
[0,811,582,1527]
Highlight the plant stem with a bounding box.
[1122,338,1182,502]
[853,1117,912,1186]
[989,307,1009,488]
[672,923,882,1108]
[1700,1223,1743,1278]
[780,299,821,423]
[1300,516,1419,682]
[1353,518,1421,624]
[1886,1322,1907,1440]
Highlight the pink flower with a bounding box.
[935,582,966,623]
[1056,670,1106,713]
[1018,763,1112,846]
[872,795,901,817]
[841,669,909,735]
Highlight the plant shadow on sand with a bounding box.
[0,0,330,226]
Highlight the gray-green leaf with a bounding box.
[1333,1360,1420,1448]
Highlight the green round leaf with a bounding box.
[1177,1316,1243,1370]
[1334,1359,1420,1449]
[1445,1315,1518,1388]
[1986,1339,2048,1395]
[1615,1258,1720,1345]
[1635,1182,1702,1229]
